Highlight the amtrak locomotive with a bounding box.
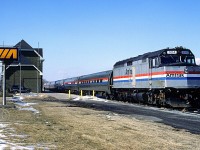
[44,47,200,108]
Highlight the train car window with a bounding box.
[180,56,195,64]
[142,59,146,63]
[127,61,132,66]
[155,57,159,67]
[151,57,160,68]
[186,57,195,64]
[161,55,179,64]
[100,79,103,83]
[192,59,195,64]
[160,54,196,66]
[152,59,156,67]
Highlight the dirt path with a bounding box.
[0,94,200,149]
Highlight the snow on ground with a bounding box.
[72,95,109,102]
[0,123,34,150]
[0,93,41,149]
[14,100,39,114]
[8,94,40,114]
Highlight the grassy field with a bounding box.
[0,94,200,149]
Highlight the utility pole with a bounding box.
[37,42,39,94]
[2,63,6,105]
[19,41,22,95]
[0,45,19,105]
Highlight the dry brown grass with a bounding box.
[1,95,200,149]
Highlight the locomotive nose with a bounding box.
[184,66,196,74]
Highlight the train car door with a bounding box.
[132,66,136,87]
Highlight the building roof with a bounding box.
[34,48,43,57]
[15,40,43,57]
[15,39,33,49]
[4,40,43,65]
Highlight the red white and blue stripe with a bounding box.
[113,71,200,83]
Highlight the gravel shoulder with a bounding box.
[0,93,200,149]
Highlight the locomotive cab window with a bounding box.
[151,57,160,68]
[127,61,132,66]
[161,55,179,64]
[180,56,195,64]
[160,53,196,66]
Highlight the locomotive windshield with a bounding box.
[159,50,196,66]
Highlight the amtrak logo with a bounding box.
[166,74,184,77]
[125,69,132,75]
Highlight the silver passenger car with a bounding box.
[78,70,113,95]
[63,77,79,93]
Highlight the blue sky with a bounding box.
[1,0,200,81]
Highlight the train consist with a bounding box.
[44,47,200,108]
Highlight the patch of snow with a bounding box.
[0,124,7,129]
[0,123,34,150]
[10,96,24,102]
[15,102,36,107]
[14,101,39,114]
[0,141,34,150]
[18,107,39,114]
[72,97,81,101]
[72,96,109,102]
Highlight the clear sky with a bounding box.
[1,0,200,81]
